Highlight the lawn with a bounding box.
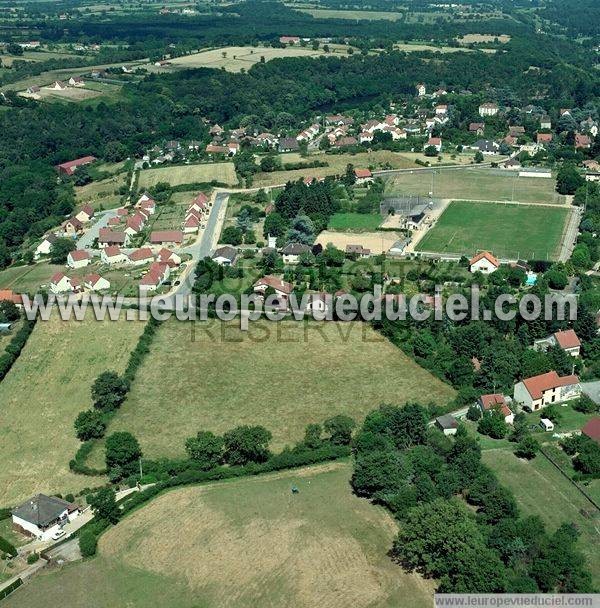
[164,44,351,73]
[76,172,128,210]
[5,463,434,608]
[328,212,383,232]
[385,167,563,204]
[0,315,145,507]
[88,320,455,463]
[482,449,600,585]
[254,150,417,187]
[137,163,237,188]
[415,200,570,260]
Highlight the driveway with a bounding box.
[76,209,119,250]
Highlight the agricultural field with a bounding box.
[0,315,145,507]
[161,44,352,72]
[35,85,104,103]
[5,462,434,608]
[76,172,128,210]
[393,43,489,53]
[482,449,600,585]
[327,212,383,232]
[415,200,569,260]
[457,34,511,44]
[0,50,83,67]
[254,150,417,187]
[87,320,454,463]
[385,167,562,204]
[137,162,237,189]
[298,8,405,20]
[317,230,401,255]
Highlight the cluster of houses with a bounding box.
[182,192,210,234]
[25,75,89,97]
[50,271,110,294]
[436,368,583,436]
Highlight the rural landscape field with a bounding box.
[87,320,455,463]
[0,316,144,506]
[0,0,598,603]
[385,167,564,204]
[4,463,433,608]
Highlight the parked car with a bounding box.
[51,529,66,540]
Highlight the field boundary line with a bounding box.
[539,446,600,513]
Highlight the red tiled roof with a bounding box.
[521,371,579,400]
[56,155,96,175]
[479,393,512,417]
[99,229,126,244]
[150,230,183,244]
[428,137,441,145]
[85,273,102,285]
[469,251,499,267]
[554,329,581,350]
[354,168,372,178]
[51,272,66,283]
[582,417,600,443]
[69,250,90,262]
[0,289,24,305]
[103,246,122,258]
[128,248,154,262]
[254,275,293,295]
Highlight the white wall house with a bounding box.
[12,494,80,540]
[35,234,57,259]
[479,103,499,117]
[469,251,499,274]
[513,371,581,411]
[67,250,91,269]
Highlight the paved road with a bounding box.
[76,209,119,250]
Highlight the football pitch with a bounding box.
[415,200,570,260]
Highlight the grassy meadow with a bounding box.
[137,162,237,188]
[88,320,455,463]
[328,212,383,232]
[415,200,569,260]
[5,463,434,608]
[385,167,563,204]
[0,315,145,507]
[482,449,600,585]
[254,150,417,187]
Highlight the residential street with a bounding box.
[76,209,119,250]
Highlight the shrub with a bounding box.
[0,536,17,558]
[26,552,39,564]
[79,529,98,557]
[74,410,106,441]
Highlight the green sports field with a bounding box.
[415,200,570,260]
[328,212,383,232]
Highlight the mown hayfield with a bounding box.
[5,463,434,608]
[415,200,569,260]
[138,162,237,188]
[76,172,127,210]
[385,167,562,204]
[482,449,600,585]
[166,44,351,72]
[91,320,455,461]
[0,315,145,507]
[299,8,405,20]
[254,150,417,187]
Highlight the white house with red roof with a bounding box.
[183,215,200,234]
[50,272,72,294]
[157,248,181,267]
[139,262,170,292]
[100,246,128,265]
[354,168,373,184]
[75,204,95,224]
[56,155,96,176]
[150,230,184,246]
[477,393,514,424]
[469,251,499,274]
[67,249,91,269]
[63,217,84,236]
[425,137,442,152]
[98,229,130,248]
[534,329,581,357]
[128,248,154,266]
[253,275,293,310]
[125,214,145,236]
[513,371,581,411]
[84,274,110,291]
